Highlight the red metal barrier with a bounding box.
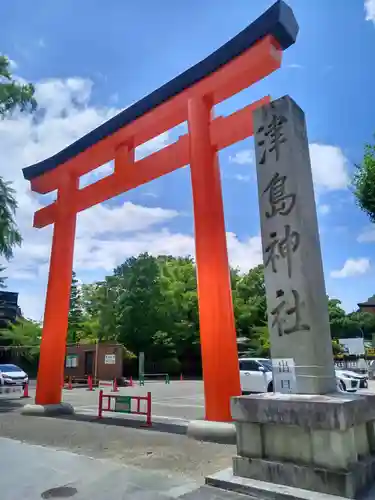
[87,375,94,391]
[112,378,119,392]
[98,390,152,426]
[98,380,114,391]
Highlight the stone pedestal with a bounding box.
[230,393,375,498]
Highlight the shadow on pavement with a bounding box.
[0,399,25,413]
[50,412,189,436]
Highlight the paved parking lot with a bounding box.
[0,380,206,421]
[62,380,205,420]
[2,378,375,422]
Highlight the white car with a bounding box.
[239,358,361,393]
[335,370,364,392]
[239,358,274,393]
[0,364,28,389]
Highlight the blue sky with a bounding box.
[1,0,375,320]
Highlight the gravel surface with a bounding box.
[0,412,234,480]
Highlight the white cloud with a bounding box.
[357,226,375,243]
[226,234,262,272]
[330,258,370,279]
[142,192,158,198]
[234,174,251,182]
[135,132,170,160]
[0,76,175,315]
[1,75,264,320]
[287,63,303,69]
[71,229,262,275]
[229,144,349,193]
[77,202,178,239]
[309,143,350,191]
[229,149,254,165]
[5,57,18,71]
[365,0,375,21]
[318,204,331,215]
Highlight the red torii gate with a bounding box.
[23,1,298,422]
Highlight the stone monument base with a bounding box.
[230,392,375,498]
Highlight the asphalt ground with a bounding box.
[4,378,375,421]
[14,379,206,421]
[1,379,375,499]
[0,381,234,498]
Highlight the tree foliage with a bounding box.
[0,319,41,359]
[328,297,375,340]
[67,271,84,343]
[0,54,37,286]
[3,253,375,371]
[0,176,22,266]
[0,55,36,117]
[72,255,375,373]
[353,139,375,223]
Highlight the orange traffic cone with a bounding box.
[113,378,119,392]
[21,382,30,398]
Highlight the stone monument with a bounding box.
[206,97,375,499]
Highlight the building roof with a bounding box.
[358,297,375,307]
[22,0,298,182]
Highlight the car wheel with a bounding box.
[339,380,346,392]
[267,381,274,392]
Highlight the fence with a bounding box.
[98,379,118,392]
[139,373,170,386]
[98,389,152,426]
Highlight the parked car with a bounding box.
[0,364,28,389]
[335,369,367,391]
[239,358,362,393]
[239,358,274,393]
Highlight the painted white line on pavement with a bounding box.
[152,402,205,408]
[74,401,204,410]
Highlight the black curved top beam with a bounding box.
[23,0,298,181]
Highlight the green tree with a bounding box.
[157,256,200,363]
[0,55,36,117]
[67,271,84,343]
[0,318,41,359]
[247,324,270,357]
[0,55,37,282]
[327,297,375,340]
[75,255,375,373]
[328,298,350,338]
[243,323,343,358]
[114,253,167,358]
[232,265,267,339]
[332,339,344,356]
[346,310,375,340]
[353,139,375,222]
[0,178,22,275]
